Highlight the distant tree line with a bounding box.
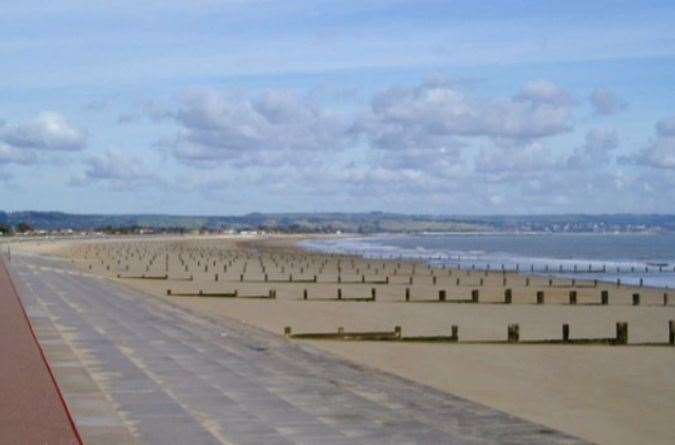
[0,222,33,235]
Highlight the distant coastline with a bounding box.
[2,210,674,234]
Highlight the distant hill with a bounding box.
[1,211,674,233]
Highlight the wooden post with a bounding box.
[562,324,570,342]
[439,290,446,302]
[409,276,414,285]
[394,326,402,338]
[615,322,628,345]
[525,277,530,287]
[502,277,507,286]
[166,289,172,295]
[264,273,268,282]
[405,287,410,302]
[507,324,519,343]
[240,274,244,282]
[451,325,459,342]
[632,293,640,306]
[371,288,376,301]
[669,320,675,345]
[471,289,479,303]
[601,290,609,305]
[536,291,544,305]
[284,326,292,336]
[337,288,342,300]
[548,278,553,287]
[303,289,308,300]
[456,277,460,286]
[479,278,484,286]
[569,290,577,305]
[215,273,219,282]
[664,293,669,306]
[504,288,512,304]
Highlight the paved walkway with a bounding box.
[0,258,82,445]
[8,254,587,444]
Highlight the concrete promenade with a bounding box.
[6,253,586,444]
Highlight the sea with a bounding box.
[299,233,675,289]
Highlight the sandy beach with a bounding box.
[17,234,675,445]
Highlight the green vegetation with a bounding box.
[15,222,33,233]
[0,210,673,234]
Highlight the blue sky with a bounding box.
[1,0,674,215]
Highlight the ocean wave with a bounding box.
[299,235,675,288]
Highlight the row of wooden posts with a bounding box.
[298,287,670,306]
[75,242,671,295]
[105,259,653,290]
[76,245,674,277]
[161,285,669,305]
[284,320,675,346]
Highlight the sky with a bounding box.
[1,0,675,215]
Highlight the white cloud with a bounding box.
[1,112,86,151]
[632,136,675,169]
[359,79,574,149]
[589,88,627,115]
[69,150,161,190]
[160,89,353,167]
[515,80,574,107]
[621,116,675,170]
[566,127,619,168]
[476,140,561,175]
[0,143,38,165]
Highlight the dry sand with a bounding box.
[20,234,675,445]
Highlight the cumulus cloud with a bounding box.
[1,112,86,151]
[475,140,562,176]
[589,88,627,116]
[344,78,577,185]
[515,80,574,107]
[69,150,161,189]
[0,143,38,165]
[621,116,675,170]
[359,79,574,152]
[630,136,675,170]
[157,89,353,167]
[148,79,579,180]
[125,79,671,212]
[566,127,619,168]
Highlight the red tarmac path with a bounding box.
[0,258,82,445]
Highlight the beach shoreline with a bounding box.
[14,234,675,445]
